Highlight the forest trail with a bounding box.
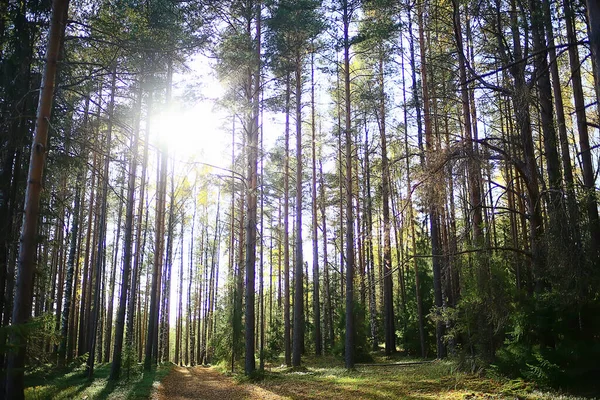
[153,366,286,400]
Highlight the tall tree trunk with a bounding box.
[292,54,304,368]
[244,0,260,375]
[319,161,334,351]
[419,0,445,358]
[405,1,426,357]
[105,179,124,363]
[377,55,395,356]
[283,72,292,367]
[364,126,377,352]
[585,0,600,98]
[110,73,143,380]
[144,59,171,371]
[565,0,600,259]
[188,195,196,366]
[58,174,82,365]
[342,0,355,369]
[5,0,70,396]
[87,72,114,377]
[310,49,322,356]
[127,89,153,361]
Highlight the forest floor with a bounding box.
[24,362,172,399]
[153,365,283,399]
[24,355,593,399]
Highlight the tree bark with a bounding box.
[342,0,355,369]
[310,49,322,356]
[110,74,143,380]
[6,0,70,396]
[292,54,304,368]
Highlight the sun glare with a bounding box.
[152,101,228,168]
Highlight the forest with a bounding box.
[1,0,600,399]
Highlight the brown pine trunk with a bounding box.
[283,72,292,367]
[244,1,260,374]
[319,161,334,350]
[310,49,322,357]
[418,0,444,359]
[105,181,124,363]
[342,0,355,369]
[144,59,171,371]
[110,74,143,380]
[565,0,600,258]
[127,89,153,359]
[5,0,70,396]
[404,4,426,357]
[292,53,304,368]
[364,128,378,352]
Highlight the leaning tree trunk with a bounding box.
[5,0,70,397]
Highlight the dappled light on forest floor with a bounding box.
[154,366,284,400]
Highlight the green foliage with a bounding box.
[0,312,61,368]
[211,288,243,369]
[396,236,435,357]
[264,312,285,362]
[264,0,324,73]
[333,302,373,363]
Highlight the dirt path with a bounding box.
[153,366,286,400]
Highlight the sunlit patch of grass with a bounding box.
[24,362,173,400]
[250,356,586,400]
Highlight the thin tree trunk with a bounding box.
[244,0,260,375]
[283,72,292,367]
[87,79,111,376]
[144,59,171,371]
[565,0,600,258]
[105,179,124,363]
[419,0,444,358]
[292,54,304,368]
[110,73,143,380]
[310,49,322,356]
[342,0,355,369]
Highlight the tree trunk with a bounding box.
[283,72,292,367]
[585,0,600,98]
[58,173,82,366]
[110,74,143,380]
[244,0,260,375]
[342,0,355,369]
[144,59,171,371]
[6,0,69,396]
[292,54,304,368]
[310,50,322,356]
[418,0,445,358]
[566,0,600,259]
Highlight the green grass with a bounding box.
[24,363,173,400]
[247,355,592,400]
